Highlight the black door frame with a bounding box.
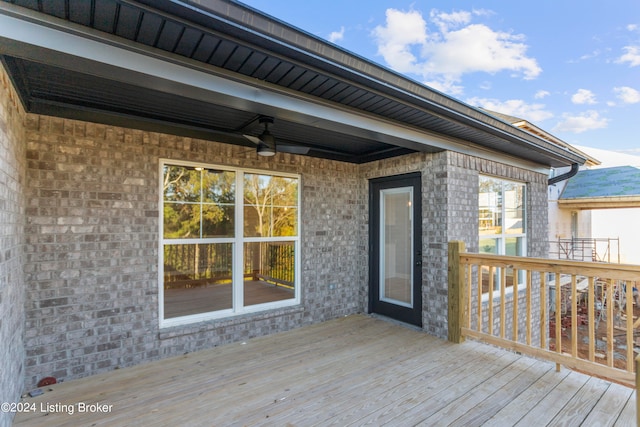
[368,172,423,327]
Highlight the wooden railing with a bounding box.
[448,241,640,388]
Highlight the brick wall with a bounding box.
[1,68,552,390]
[22,117,363,388]
[0,64,27,427]
[447,152,547,342]
[18,110,551,388]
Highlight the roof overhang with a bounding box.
[558,197,640,210]
[0,0,587,167]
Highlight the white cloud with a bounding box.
[328,26,345,43]
[372,8,541,95]
[614,86,640,104]
[553,111,609,133]
[430,9,472,33]
[372,9,427,74]
[571,89,597,105]
[534,90,550,99]
[617,46,640,66]
[466,97,553,123]
[627,24,638,32]
[424,78,464,95]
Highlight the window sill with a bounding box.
[158,304,305,340]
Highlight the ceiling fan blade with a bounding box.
[278,145,310,155]
[243,134,261,145]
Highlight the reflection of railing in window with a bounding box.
[245,242,295,289]
[549,238,620,263]
[164,243,232,288]
[163,242,295,290]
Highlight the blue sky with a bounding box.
[240,0,640,154]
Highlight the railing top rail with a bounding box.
[459,252,640,280]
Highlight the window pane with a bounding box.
[163,243,233,318]
[479,238,499,254]
[505,237,525,257]
[244,241,295,306]
[202,204,234,238]
[163,203,200,239]
[504,183,525,234]
[479,177,502,235]
[163,166,236,239]
[271,207,298,236]
[244,174,298,237]
[480,238,498,293]
[163,165,201,202]
[505,237,526,287]
[202,169,235,203]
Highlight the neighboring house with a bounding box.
[0,1,586,422]
[484,110,640,266]
[559,146,640,265]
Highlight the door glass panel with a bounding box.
[380,187,413,307]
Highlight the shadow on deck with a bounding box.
[14,314,636,426]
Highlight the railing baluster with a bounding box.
[477,264,482,333]
[512,268,519,342]
[626,280,634,372]
[526,269,532,346]
[500,267,506,339]
[571,274,578,358]
[555,272,562,372]
[467,264,472,329]
[606,279,614,368]
[488,266,494,336]
[540,272,546,349]
[588,276,595,362]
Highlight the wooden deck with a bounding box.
[14,315,636,426]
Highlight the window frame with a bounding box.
[159,159,301,328]
[478,175,527,298]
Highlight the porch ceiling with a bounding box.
[0,0,586,166]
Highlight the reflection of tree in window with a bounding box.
[244,174,298,237]
[163,166,235,238]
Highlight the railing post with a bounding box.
[636,354,640,427]
[448,240,466,343]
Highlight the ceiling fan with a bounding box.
[243,116,310,156]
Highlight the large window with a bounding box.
[160,161,300,326]
[479,176,526,294]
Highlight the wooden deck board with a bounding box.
[14,314,635,427]
[482,367,572,426]
[580,382,634,427]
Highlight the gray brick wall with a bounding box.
[0,64,27,427]
[22,116,364,389]
[447,152,546,343]
[2,66,551,390]
[360,152,548,339]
